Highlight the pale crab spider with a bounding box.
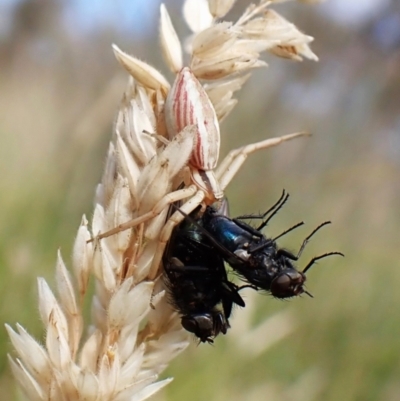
[91,68,308,278]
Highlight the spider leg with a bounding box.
[89,185,197,241]
[216,132,309,191]
[149,189,206,279]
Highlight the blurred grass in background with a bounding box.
[1,0,400,400]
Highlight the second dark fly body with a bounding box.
[163,207,245,343]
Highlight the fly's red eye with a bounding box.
[270,270,305,298]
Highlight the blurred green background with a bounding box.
[1,0,400,400]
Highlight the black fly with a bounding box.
[172,191,343,299]
[163,206,245,343]
[200,190,344,298]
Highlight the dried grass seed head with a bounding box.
[7,76,193,401]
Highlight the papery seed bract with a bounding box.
[193,57,266,80]
[183,0,213,33]
[99,143,118,208]
[46,314,71,369]
[119,344,146,383]
[112,45,170,93]
[165,67,220,171]
[8,356,46,401]
[37,278,69,338]
[6,324,52,382]
[80,330,102,371]
[191,22,236,59]
[56,251,78,317]
[73,216,92,297]
[130,378,174,401]
[92,241,117,291]
[208,0,237,19]
[160,4,183,73]
[108,280,153,330]
[75,369,100,400]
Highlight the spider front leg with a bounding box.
[90,185,198,241]
[216,131,310,191]
[148,189,206,279]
